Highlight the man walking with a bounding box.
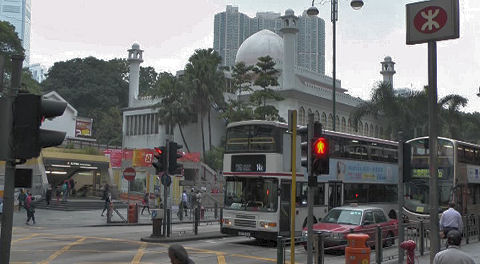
[440,201,463,237]
[25,191,36,225]
[433,230,475,264]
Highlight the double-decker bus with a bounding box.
[221,120,399,241]
[403,137,480,222]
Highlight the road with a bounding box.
[7,223,399,264]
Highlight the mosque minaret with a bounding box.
[127,43,144,107]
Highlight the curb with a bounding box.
[140,232,229,243]
[86,220,219,227]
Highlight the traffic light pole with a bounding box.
[163,139,169,237]
[306,113,314,264]
[0,55,23,264]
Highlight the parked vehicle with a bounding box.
[302,205,398,251]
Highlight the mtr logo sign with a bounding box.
[406,0,459,45]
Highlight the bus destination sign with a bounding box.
[231,155,266,172]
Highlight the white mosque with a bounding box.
[122,9,395,160]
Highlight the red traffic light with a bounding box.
[313,137,328,157]
[154,147,163,155]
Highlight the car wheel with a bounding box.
[383,231,394,247]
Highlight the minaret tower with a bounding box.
[127,43,144,107]
[280,9,298,90]
[380,56,396,88]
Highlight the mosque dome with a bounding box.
[235,29,283,67]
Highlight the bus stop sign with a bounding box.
[406,0,459,45]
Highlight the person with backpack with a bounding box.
[101,192,111,217]
[141,192,150,215]
[25,190,36,225]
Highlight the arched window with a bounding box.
[348,118,352,133]
[299,107,305,125]
[336,115,340,131]
[364,122,369,136]
[375,125,379,138]
[380,127,384,139]
[308,108,313,120]
[328,114,334,130]
[341,117,346,132]
[358,121,363,135]
[315,111,320,122]
[370,124,374,137]
[321,112,327,128]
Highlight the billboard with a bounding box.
[75,117,93,137]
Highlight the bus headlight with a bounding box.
[223,218,232,226]
[302,230,308,237]
[259,221,277,228]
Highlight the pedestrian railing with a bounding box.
[275,215,480,264]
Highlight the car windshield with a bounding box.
[321,209,362,225]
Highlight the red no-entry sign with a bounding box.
[123,167,136,182]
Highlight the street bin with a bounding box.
[127,203,138,223]
[345,233,370,264]
[151,209,164,237]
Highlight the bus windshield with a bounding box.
[224,177,278,212]
[225,125,283,153]
[404,138,454,214]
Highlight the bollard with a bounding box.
[214,202,218,219]
[375,225,382,264]
[345,233,370,264]
[400,240,416,264]
[419,221,424,256]
[167,209,171,237]
[277,236,284,264]
[151,209,164,237]
[315,231,324,264]
[220,208,223,227]
[194,207,199,235]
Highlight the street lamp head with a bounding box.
[350,0,364,10]
[307,5,319,16]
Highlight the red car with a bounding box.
[302,205,398,251]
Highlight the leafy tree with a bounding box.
[438,94,468,139]
[222,62,255,123]
[184,48,225,156]
[203,145,224,172]
[0,21,24,68]
[138,66,158,96]
[91,106,123,145]
[146,72,194,152]
[250,56,283,121]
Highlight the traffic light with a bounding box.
[13,93,67,159]
[312,122,329,175]
[168,141,183,174]
[153,146,166,174]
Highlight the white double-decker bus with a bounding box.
[403,137,480,222]
[221,120,399,241]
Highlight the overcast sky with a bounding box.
[30,0,480,112]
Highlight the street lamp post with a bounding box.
[307,0,363,131]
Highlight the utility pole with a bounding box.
[0,55,24,264]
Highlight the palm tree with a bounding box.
[184,48,225,156]
[438,94,468,139]
[146,72,193,152]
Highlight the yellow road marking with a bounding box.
[217,254,226,264]
[12,233,40,243]
[131,243,147,264]
[38,237,87,264]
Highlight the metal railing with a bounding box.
[275,215,480,264]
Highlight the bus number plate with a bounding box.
[239,231,251,237]
[232,155,266,172]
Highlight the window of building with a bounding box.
[341,117,346,132]
[299,107,305,126]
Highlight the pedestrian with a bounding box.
[69,179,75,196]
[181,190,188,217]
[102,183,110,200]
[440,201,463,238]
[101,192,111,217]
[55,186,61,204]
[168,244,195,264]
[45,185,52,205]
[25,190,36,225]
[141,192,150,215]
[433,230,475,264]
[18,189,26,212]
[62,181,68,202]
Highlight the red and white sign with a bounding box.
[123,167,136,182]
[406,0,459,45]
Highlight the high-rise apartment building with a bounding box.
[0,0,31,65]
[214,6,325,74]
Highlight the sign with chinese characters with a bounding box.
[467,165,480,183]
[332,159,398,184]
[406,0,459,45]
[132,149,154,167]
[231,155,266,172]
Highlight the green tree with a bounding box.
[0,21,28,94]
[438,94,468,139]
[222,62,255,123]
[20,69,41,95]
[138,66,158,96]
[250,56,283,121]
[146,72,194,152]
[184,48,225,156]
[91,106,123,145]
